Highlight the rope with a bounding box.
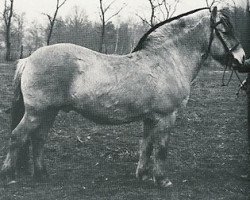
[221,62,246,97]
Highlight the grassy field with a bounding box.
[0,62,249,200]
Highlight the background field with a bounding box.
[0,62,249,199]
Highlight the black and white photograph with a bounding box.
[0,0,249,199]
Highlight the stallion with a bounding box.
[1,7,246,187]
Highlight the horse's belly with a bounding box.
[70,88,151,125]
[74,104,145,125]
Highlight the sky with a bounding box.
[0,0,247,25]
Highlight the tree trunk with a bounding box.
[47,26,53,45]
[4,0,14,61]
[114,26,119,54]
[5,36,11,61]
[20,45,23,59]
[246,0,250,177]
[99,19,105,53]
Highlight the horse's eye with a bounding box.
[221,30,230,36]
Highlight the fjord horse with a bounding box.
[1,7,246,187]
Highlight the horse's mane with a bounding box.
[132,7,210,52]
[219,8,234,33]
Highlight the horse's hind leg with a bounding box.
[1,110,41,180]
[136,119,154,181]
[1,108,57,181]
[30,110,57,180]
[11,94,31,175]
[16,138,30,175]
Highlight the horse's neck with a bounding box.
[174,22,210,81]
[141,20,210,82]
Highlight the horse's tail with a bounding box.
[10,59,26,131]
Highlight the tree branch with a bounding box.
[58,0,67,9]
[135,13,151,27]
[106,4,125,22]
[43,0,68,45]
[42,13,52,23]
[104,0,117,13]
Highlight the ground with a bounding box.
[0,62,249,200]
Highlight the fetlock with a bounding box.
[153,175,172,188]
[136,165,150,181]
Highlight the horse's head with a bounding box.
[207,7,245,67]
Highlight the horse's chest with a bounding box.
[152,74,190,113]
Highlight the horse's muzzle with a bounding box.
[231,47,245,65]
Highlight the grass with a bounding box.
[0,62,249,200]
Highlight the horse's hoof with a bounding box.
[136,168,150,181]
[153,177,173,188]
[7,180,18,185]
[16,166,31,177]
[32,170,49,182]
[0,168,15,181]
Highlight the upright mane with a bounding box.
[132,7,210,52]
[219,8,234,34]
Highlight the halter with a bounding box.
[202,19,240,63]
[201,15,242,87]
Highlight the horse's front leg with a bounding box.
[136,119,154,181]
[152,111,177,187]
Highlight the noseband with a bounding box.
[202,19,240,62]
[201,15,242,87]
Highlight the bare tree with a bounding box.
[99,0,126,53]
[138,0,180,27]
[205,0,217,8]
[2,0,14,61]
[12,12,25,59]
[43,0,67,45]
[25,21,45,53]
[247,0,250,13]
[205,0,229,9]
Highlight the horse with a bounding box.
[1,7,246,187]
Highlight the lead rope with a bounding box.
[221,62,245,97]
[221,64,233,86]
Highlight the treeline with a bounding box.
[0,4,249,61]
[48,9,149,54]
[0,7,149,61]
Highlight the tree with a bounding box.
[98,0,126,53]
[43,0,67,45]
[127,21,149,52]
[138,0,180,27]
[64,7,92,47]
[12,12,25,59]
[115,22,133,54]
[246,0,250,55]
[2,0,14,61]
[103,21,116,53]
[24,21,45,54]
[48,17,67,44]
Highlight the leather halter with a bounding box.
[202,18,240,63]
[201,15,242,87]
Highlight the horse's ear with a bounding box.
[211,6,218,21]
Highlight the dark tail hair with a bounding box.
[11,59,26,131]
